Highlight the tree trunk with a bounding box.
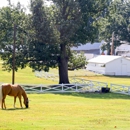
[58,44,70,84]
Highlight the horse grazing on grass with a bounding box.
[0,84,29,109]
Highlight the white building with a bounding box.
[87,55,130,76]
[115,44,130,57]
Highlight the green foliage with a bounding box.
[73,0,112,44]
[0,5,29,71]
[28,0,60,71]
[28,42,59,71]
[0,0,113,83]
[99,0,130,52]
[68,51,87,70]
[30,0,59,44]
[29,0,113,83]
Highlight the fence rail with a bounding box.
[110,83,130,95]
[20,79,107,93]
[1,79,130,95]
[21,80,130,95]
[22,84,101,93]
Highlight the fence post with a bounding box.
[40,85,42,92]
[122,86,124,93]
[76,84,78,92]
[110,83,112,92]
[90,81,94,91]
[62,83,64,92]
[128,87,130,95]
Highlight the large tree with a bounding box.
[27,0,59,72]
[30,0,112,84]
[0,4,28,71]
[99,0,130,54]
[0,0,113,84]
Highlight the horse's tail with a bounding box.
[0,85,3,107]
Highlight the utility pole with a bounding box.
[12,24,16,84]
[111,32,114,55]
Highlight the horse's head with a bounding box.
[24,97,29,108]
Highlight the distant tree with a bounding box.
[0,5,28,71]
[99,0,130,54]
[68,51,86,70]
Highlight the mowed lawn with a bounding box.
[0,93,130,130]
[0,61,57,84]
[0,61,130,130]
[0,60,130,85]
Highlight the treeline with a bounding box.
[0,0,129,83]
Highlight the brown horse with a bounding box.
[0,84,29,109]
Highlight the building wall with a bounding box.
[121,58,130,75]
[115,43,130,57]
[105,58,130,76]
[87,63,106,74]
[105,59,122,75]
[87,57,130,76]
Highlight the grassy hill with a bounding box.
[0,61,57,84]
[0,60,130,85]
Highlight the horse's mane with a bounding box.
[18,85,28,99]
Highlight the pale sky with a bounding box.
[0,0,30,8]
[0,0,51,14]
[0,0,51,8]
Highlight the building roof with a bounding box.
[88,55,121,64]
[71,43,101,51]
[116,44,130,51]
[125,57,130,60]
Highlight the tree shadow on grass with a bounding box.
[53,92,130,100]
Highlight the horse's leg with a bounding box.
[3,100,6,109]
[14,96,17,108]
[0,98,3,109]
[18,96,23,108]
[2,96,6,109]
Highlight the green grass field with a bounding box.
[1,93,130,130]
[0,61,130,85]
[0,61,130,129]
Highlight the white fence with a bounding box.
[110,83,130,95]
[1,79,130,95]
[21,79,107,93]
[32,71,130,95]
[35,71,59,81]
